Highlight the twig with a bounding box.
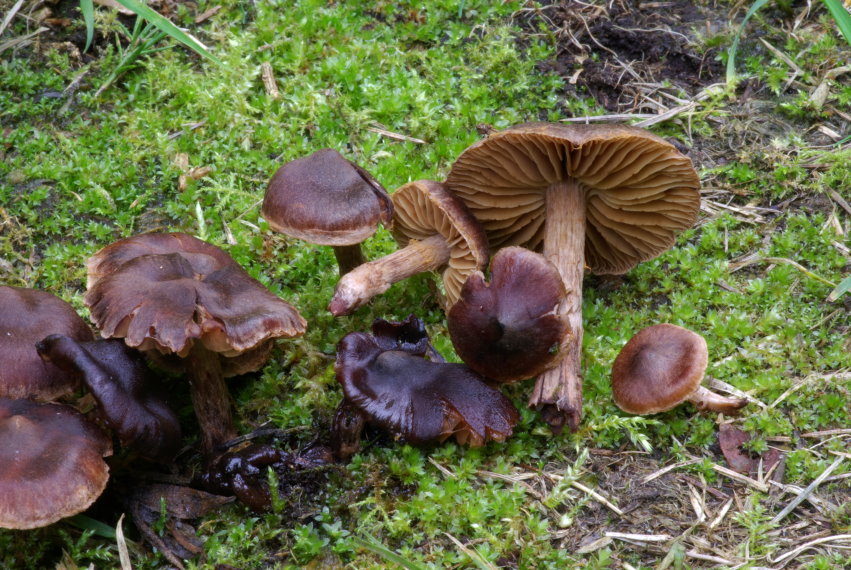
[605,532,671,543]
[561,113,655,123]
[260,62,280,99]
[429,457,456,479]
[445,533,497,570]
[0,0,25,37]
[771,457,844,524]
[727,255,836,287]
[634,102,698,128]
[366,125,427,144]
[711,463,769,492]
[771,534,851,564]
[642,458,701,483]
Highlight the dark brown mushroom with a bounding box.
[36,334,182,463]
[328,180,488,315]
[85,232,307,456]
[261,148,393,275]
[611,324,748,415]
[0,286,93,401]
[0,398,112,529]
[447,122,700,432]
[448,247,571,383]
[331,320,519,460]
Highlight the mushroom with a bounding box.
[331,317,519,460]
[0,285,94,401]
[84,232,307,456]
[611,324,748,415]
[36,335,182,463]
[261,148,393,275]
[446,122,700,432]
[0,397,112,529]
[448,247,571,383]
[328,180,488,316]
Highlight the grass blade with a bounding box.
[821,0,851,47]
[350,534,426,570]
[727,0,771,85]
[827,275,851,302]
[65,514,117,539]
[80,0,95,52]
[114,0,221,64]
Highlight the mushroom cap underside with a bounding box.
[446,122,700,275]
[391,180,488,304]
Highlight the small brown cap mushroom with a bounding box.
[261,148,393,246]
[611,324,747,415]
[0,398,112,529]
[448,247,570,382]
[0,286,94,401]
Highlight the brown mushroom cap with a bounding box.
[446,122,700,274]
[0,286,94,401]
[85,232,306,357]
[612,324,708,414]
[0,398,112,529]
[261,148,393,246]
[448,247,570,383]
[391,179,489,304]
[334,330,519,449]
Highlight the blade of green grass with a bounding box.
[821,0,851,46]
[350,535,426,570]
[727,0,771,85]
[65,514,117,539]
[80,0,94,52]
[827,275,851,302]
[114,0,221,64]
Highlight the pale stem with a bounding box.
[186,343,237,457]
[328,234,451,316]
[686,385,748,414]
[529,180,586,433]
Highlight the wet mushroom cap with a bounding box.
[448,247,570,382]
[446,122,700,274]
[0,286,94,401]
[611,323,709,414]
[335,331,519,446]
[261,148,393,246]
[85,232,307,357]
[0,398,112,529]
[391,179,488,304]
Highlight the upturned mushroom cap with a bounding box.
[611,324,746,415]
[85,232,306,357]
[37,335,182,463]
[448,247,570,382]
[261,148,393,246]
[335,331,519,447]
[391,180,488,304]
[446,122,700,274]
[0,286,94,401]
[0,398,112,529]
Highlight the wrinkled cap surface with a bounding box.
[37,335,182,463]
[261,148,393,245]
[335,331,519,446]
[448,247,570,382]
[85,232,307,357]
[0,286,93,401]
[446,122,700,274]
[611,323,709,414]
[391,180,488,304]
[0,398,112,529]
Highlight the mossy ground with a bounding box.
[1,0,849,568]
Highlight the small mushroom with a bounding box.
[611,324,748,415]
[447,122,701,432]
[261,148,393,275]
[448,247,571,383]
[331,319,519,460]
[36,334,182,463]
[328,180,488,315]
[0,285,93,401]
[0,398,112,529]
[85,232,307,456]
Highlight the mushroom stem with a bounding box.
[529,180,586,433]
[328,234,451,316]
[686,386,748,414]
[332,245,366,276]
[186,343,237,457]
